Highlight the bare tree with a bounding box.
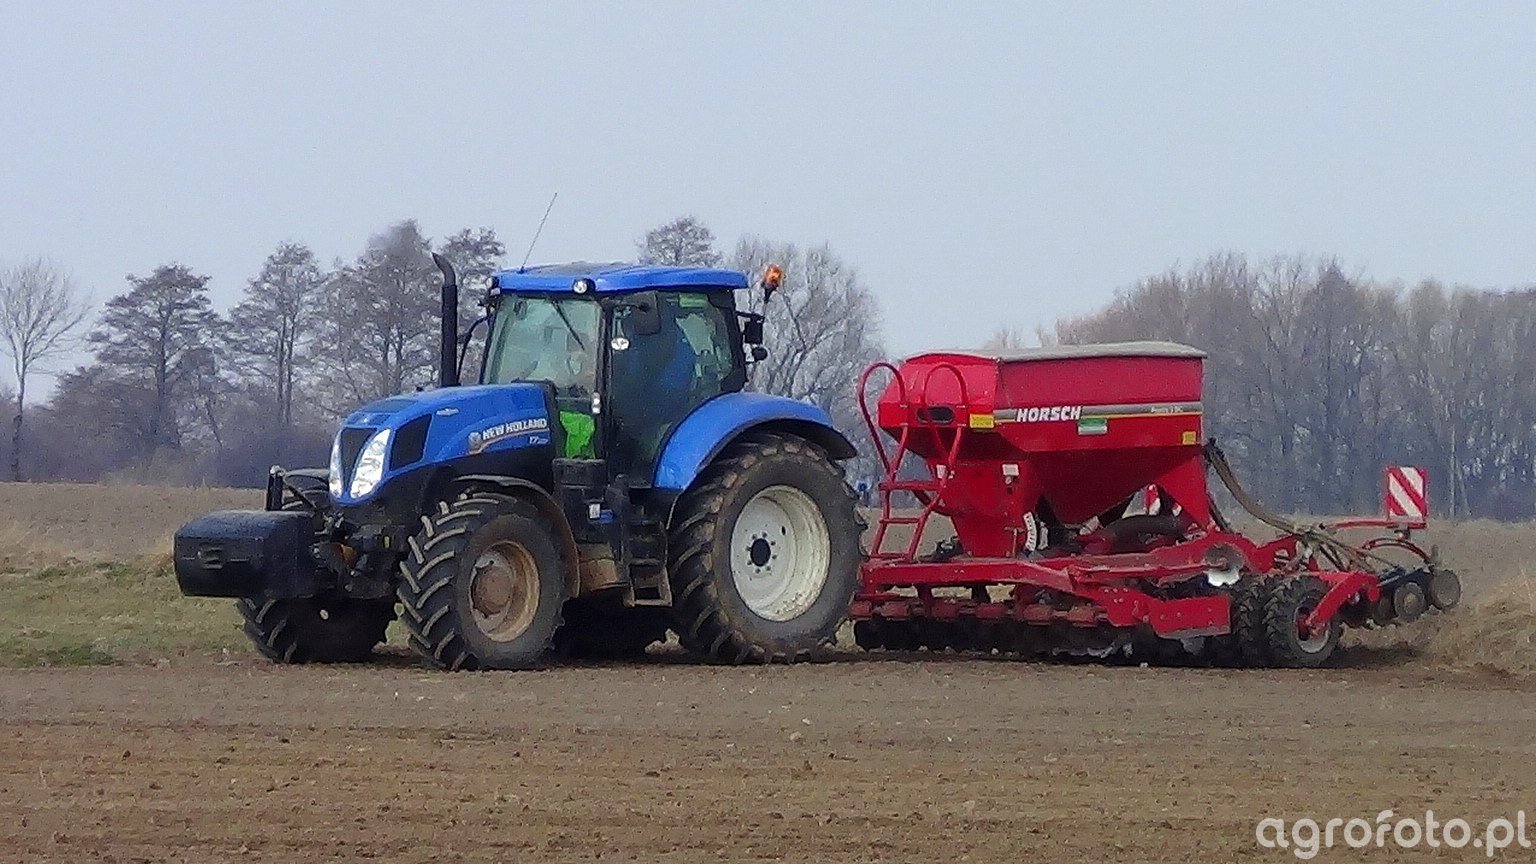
[310,221,441,407]
[982,327,1032,351]
[226,242,326,429]
[311,221,503,409]
[86,263,221,470]
[439,227,507,292]
[638,216,722,267]
[729,237,886,481]
[0,259,90,480]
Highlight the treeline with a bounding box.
[0,216,886,488]
[1,221,502,485]
[1054,254,1536,519]
[6,230,1532,519]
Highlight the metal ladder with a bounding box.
[858,361,972,564]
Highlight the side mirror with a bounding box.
[624,290,663,336]
[741,316,764,345]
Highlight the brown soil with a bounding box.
[3,653,1533,863]
[3,483,1534,860]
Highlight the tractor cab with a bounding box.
[480,263,754,484]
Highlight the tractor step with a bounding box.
[624,569,672,606]
[622,521,671,607]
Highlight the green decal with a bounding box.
[559,410,596,457]
[1077,416,1108,436]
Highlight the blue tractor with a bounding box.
[173,259,862,669]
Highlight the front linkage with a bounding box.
[175,467,402,663]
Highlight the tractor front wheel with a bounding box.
[398,494,569,670]
[668,433,860,663]
[236,594,394,663]
[236,486,395,664]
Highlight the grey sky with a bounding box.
[4,1,1535,375]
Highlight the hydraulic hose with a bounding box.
[1203,441,1377,571]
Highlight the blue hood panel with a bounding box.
[334,384,554,504]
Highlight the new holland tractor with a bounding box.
[173,259,862,669]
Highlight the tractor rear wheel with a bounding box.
[236,593,394,663]
[398,494,569,670]
[1261,575,1340,668]
[668,433,860,663]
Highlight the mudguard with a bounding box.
[652,392,855,491]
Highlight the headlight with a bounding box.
[328,436,344,498]
[349,428,391,499]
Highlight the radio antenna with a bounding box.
[519,192,558,271]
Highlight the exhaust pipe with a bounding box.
[432,253,459,388]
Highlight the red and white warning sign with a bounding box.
[1384,466,1428,521]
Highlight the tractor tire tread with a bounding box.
[235,495,394,665]
[397,493,565,671]
[235,594,393,664]
[1233,579,1271,668]
[1261,575,1339,669]
[667,433,856,664]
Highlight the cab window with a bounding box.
[671,291,740,397]
[484,295,602,458]
[483,296,601,396]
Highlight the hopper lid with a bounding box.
[910,341,1206,363]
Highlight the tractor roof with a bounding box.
[490,262,749,294]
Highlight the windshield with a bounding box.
[482,295,601,396]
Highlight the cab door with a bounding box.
[604,290,746,484]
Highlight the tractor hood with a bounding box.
[330,383,555,505]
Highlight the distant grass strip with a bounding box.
[0,558,247,666]
[2,549,1533,676]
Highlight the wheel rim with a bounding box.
[468,540,541,642]
[730,485,831,622]
[1295,602,1331,653]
